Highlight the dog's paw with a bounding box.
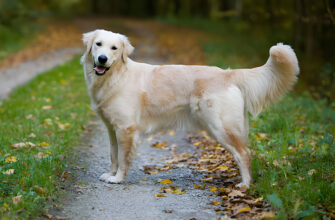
[236,182,249,189]
[99,173,123,184]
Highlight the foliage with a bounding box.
[250,94,335,219]
[0,57,90,218]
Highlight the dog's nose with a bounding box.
[98,55,108,64]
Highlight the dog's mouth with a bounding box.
[93,63,110,76]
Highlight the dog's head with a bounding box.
[82,29,134,76]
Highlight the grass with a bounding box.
[161,18,335,219]
[0,56,90,219]
[0,22,43,61]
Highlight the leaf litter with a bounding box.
[145,132,274,219]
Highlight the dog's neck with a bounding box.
[84,57,131,108]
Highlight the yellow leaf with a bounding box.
[152,141,168,149]
[209,186,218,192]
[256,133,268,141]
[172,189,186,195]
[155,193,166,197]
[193,141,201,146]
[213,165,228,171]
[160,179,172,184]
[5,156,17,163]
[236,206,251,214]
[169,131,175,136]
[141,178,147,181]
[45,98,51,103]
[39,142,49,147]
[211,200,220,205]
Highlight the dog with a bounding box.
[81,29,299,188]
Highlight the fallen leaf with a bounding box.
[209,186,218,192]
[228,190,245,198]
[39,142,49,147]
[235,205,251,214]
[155,193,166,197]
[256,133,268,141]
[43,213,53,219]
[63,172,70,179]
[169,131,175,136]
[11,143,26,149]
[164,209,173,213]
[42,105,52,110]
[12,195,22,205]
[211,199,220,205]
[212,164,229,171]
[3,169,14,175]
[141,178,147,181]
[5,156,17,163]
[172,188,186,195]
[193,141,202,146]
[160,179,172,184]
[33,185,46,194]
[259,211,276,219]
[308,169,317,176]
[201,176,213,182]
[37,152,48,159]
[152,141,168,149]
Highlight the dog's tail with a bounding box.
[236,43,299,117]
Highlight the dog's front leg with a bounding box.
[100,126,137,184]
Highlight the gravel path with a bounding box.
[57,25,221,220]
[0,48,82,100]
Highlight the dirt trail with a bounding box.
[57,23,221,220]
[0,48,82,100]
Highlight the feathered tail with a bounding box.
[236,43,299,117]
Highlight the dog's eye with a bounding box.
[111,46,117,50]
[96,42,102,46]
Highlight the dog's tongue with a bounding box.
[93,66,106,74]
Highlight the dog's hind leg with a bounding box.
[191,86,251,187]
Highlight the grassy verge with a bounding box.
[161,18,335,219]
[0,56,90,219]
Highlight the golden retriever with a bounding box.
[81,29,299,188]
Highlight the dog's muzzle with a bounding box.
[93,63,110,76]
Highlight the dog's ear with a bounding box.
[120,35,134,63]
[82,30,98,56]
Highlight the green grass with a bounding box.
[0,56,90,219]
[161,18,335,219]
[0,22,43,60]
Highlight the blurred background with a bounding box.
[0,0,334,103]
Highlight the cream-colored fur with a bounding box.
[81,29,299,187]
